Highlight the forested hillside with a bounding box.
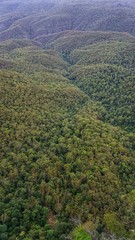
[0,0,135,240]
[0,0,135,42]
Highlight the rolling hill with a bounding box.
[0,0,135,42]
[0,1,135,240]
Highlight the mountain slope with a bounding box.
[1,70,135,239]
[0,0,135,42]
[0,1,135,240]
[44,31,135,131]
[44,30,135,51]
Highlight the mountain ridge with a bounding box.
[0,1,135,240]
[0,0,135,43]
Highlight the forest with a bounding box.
[0,0,135,240]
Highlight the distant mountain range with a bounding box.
[0,0,135,43]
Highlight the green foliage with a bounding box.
[46,31,135,53]
[70,64,135,131]
[71,41,135,68]
[104,212,126,237]
[71,227,92,240]
[0,224,8,240]
[0,10,135,239]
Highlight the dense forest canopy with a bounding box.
[0,0,135,240]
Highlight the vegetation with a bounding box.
[0,0,135,43]
[71,227,92,240]
[0,1,135,239]
[70,64,135,131]
[0,67,135,239]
